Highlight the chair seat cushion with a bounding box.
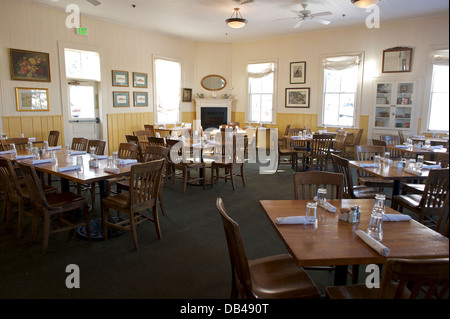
[248,254,320,299]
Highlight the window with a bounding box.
[154,58,181,124]
[64,48,101,120]
[427,49,449,132]
[321,54,363,127]
[248,62,276,124]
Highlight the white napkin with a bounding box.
[423,164,441,170]
[28,137,36,142]
[290,136,302,140]
[423,145,444,150]
[403,167,423,176]
[31,158,53,165]
[58,165,81,172]
[382,214,412,222]
[116,159,137,165]
[395,145,409,149]
[47,146,62,151]
[104,167,120,174]
[413,135,425,138]
[275,216,315,225]
[96,155,108,160]
[15,154,34,160]
[355,230,390,256]
[0,150,15,155]
[359,163,379,168]
[70,151,86,155]
[322,202,337,213]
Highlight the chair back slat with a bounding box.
[0,158,23,203]
[147,136,166,147]
[420,168,449,215]
[17,162,47,210]
[331,154,355,199]
[48,131,60,147]
[143,125,156,137]
[1,138,29,151]
[87,139,106,155]
[71,137,88,151]
[293,171,343,200]
[118,143,139,159]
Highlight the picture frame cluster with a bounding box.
[287,61,310,108]
[112,70,149,107]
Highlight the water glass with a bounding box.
[112,151,119,166]
[374,155,381,166]
[33,147,40,159]
[76,156,83,167]
[384,152,390,162]
[367,207,384,241]
[27,141,33,150]
[305,202,317,224]
[373,194,386,213]
[317,188,327,207]
[425,139,431,147]
[107,156,114,168]
[416,155,424,171]
[65,144,71,155]
[10,143,16,153]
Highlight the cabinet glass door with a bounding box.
[375,83,392,128]
[394,82,413,129]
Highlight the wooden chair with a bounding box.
[147,136,166,147]
[134,130,152,144]
[211,135,247,191]
[102,159,165,250]
[47,130,60,147]
[106,143,139,196]
[0,158,57,238]
[166,139,206,193]
[302,134,334,171]
[125,134,144,162]
[143,124,156,137]
[18,162,91,253]
[436,193,449,238]
[71,137,88,151]
[216,198,321,299]
[398,130,405,144]
[329,130,349,156]
[117,145,169,215]
[424,152,449,168]
[355,145,394,190]
[229,122,240,127]
[331,154,380,199]
[372,138,386,150]
[1,138,29,151]
[393,168,449,224]
[380,134,402,159]
[326,258,449,299]
[293,171,343,200]
[343,128,363,159]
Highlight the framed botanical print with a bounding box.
[15,87,49,111]
[9,49,51,82]
[285,88,310,108]
[290,61,306,84]
[182,88,192,102]
[113,91,129,107]
[133,72,148,88]
[112,70,129,87]
[133,92,148,106]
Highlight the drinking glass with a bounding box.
[416,155,424,171]
[112,151,118,167]
[305,202,317,224]
[367,194,386,241]
[10,143,16,153]
[384,152,390,162]
[425,139,431,147]
[65,144,71,155]
[27,141,33,150]
[107,156,114,168]
[374,155,381,166]
[33,147,39,159]
[317,188,327,207]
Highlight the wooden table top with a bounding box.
[1,149,132,184]
[260,199,449,267]
[387,144,448,155]
[349,160,428,181]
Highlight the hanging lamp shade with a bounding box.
[226,8,247,29]
[351,0,379,8]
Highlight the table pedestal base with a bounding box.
[77,217,126,240]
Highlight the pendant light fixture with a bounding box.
[351,0,379,8]
[226,8,247,29]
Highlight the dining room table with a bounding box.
[387,144,448,159]
[259,198,449,286]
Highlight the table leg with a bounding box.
[334,265,348,286]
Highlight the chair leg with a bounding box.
[230,167,235,191]
[182,168,188,193]
[202,167,206,189]
[17,200,24,238]
[129,213,139,250]
[41,213,51,253]
[90,183,96,206]
[153,206,162,239]
[240,165,246,187]
[210,166,215,187]
[158,192,166,215]
[83,203,91,240]
[102,205,109,241]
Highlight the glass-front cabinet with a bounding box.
[374,81,415,130]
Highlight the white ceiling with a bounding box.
[32,0,449,43]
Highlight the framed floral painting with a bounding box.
[9,49,51,82]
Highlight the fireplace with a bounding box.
[201,107,227,130]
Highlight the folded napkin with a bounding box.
[413,135,425,138]
[322,202,337,213]
[47,146,62,151]
[0,150,14,155]
[423,145,444,150]
[275,216,315,225]
[355,230,390,256]
[28,137,36,142]
[104,167,120,174]
[395,145,409,149]
[116,159,138,165]
[96,155,108,160]
[359,163,380,168]
[15,154,34,160]
[58,165,81,172]
[290,136,303,140]
[31,158,53,165]
[422,164,441,170]
[382,214,412,222]
[403,167,423,176]
[70,151,86,155]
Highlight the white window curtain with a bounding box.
[247,62,275,78]
[432,49,449,66]
[323,55,361,71]
[247,62,275,124]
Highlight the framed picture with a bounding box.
[182,88,192,102]
[113,91,129,107]
[133,92,148,106]
[290,61,306,84]
[112,70,129,87]
[9,49,51,82]
[397,97,410,105]
[133,72,148,88]
[285,88,310,108]
[15,87,49,111]
[382,47,412,73]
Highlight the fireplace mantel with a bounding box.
[194,98,233,129]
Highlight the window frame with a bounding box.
[153,55,182,125]
[246,59,277,125]
[318,52,364,129]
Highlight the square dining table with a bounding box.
[259,199,449,286]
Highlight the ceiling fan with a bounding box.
[277,3,332,28]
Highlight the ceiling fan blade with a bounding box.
[274,17,299,21]
[313,19,331,25]
[86,0,101,6]
[293,20,303,28]
[310,11,332,18]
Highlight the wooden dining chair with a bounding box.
[329,130,349,157]
[211,135,247,191]
[343,128,363,159]
[398,130,405,144]
[0,158,57,238]
[47,130,60,147]
[380,134,402,159]
[424,152,449,168]
[18,162,91,253]
[331,154,380,199]
[106,143,139,196]
[303,134,334,172]
[293,171,343,200]
[216,198,320,299]
[143,124,156,137]
[147,136,166,147]
[166,139,206,193]
[125,134,144,162]
[436,193,449,238]
[355,145,394,190]
[102,159,165,250]
[71,137,88,151]
[133,130,152,143]
[1,138,29,151]
[326,258,449,299]
[393,168,449,224]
